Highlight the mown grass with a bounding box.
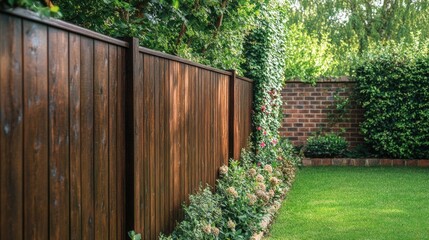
[267,167,429,240]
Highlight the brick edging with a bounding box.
[302,158,429,167]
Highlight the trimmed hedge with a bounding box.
[354,53,429,159]
[304,133,348,158]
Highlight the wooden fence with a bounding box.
[0,8,253,240]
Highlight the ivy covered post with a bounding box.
[242,3,287,164]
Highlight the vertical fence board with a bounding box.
[171,61,179,226]
[48,27,70,240]
[183,64,189,204]
[0,14,23,240]
[108,44,118,239]
[153,56,160,238]
[195,68,201,187]
[0,11,254,240]
[158,58,166,234]
[178,63,186,210]
[80,36,95,240]
[117,47,126,239]
[23,20,49,240]
[69,32,82,240]
[165,59,173,233]
[94,40,109,240]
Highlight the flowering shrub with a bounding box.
[158,146,298,240]
[160,187,223,240]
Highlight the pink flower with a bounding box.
[263,131,267,136]
[260,142,266,148]
[271,139,278,145]
[257,126,262,131]
[261,105,266,112]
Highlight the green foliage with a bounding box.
[283,0,429,80]
[242,2,287,163]
[1,0,61,17]
[166,187,223,240]
[216,156,284,239]
[128,231,142,240]
[56,0,260,74]
[304,133,348,158]
[344,144,377,158]
[354,51,429,159]
[326,88,350,128]
[159,146,299,239]
[284,23,342,82]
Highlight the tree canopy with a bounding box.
[55,0,265,74]
[287,0,429,53]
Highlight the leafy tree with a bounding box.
[283,0,429,80]
[1,0,60,16]
[287,0,429,54]
[56,0,261,74]
[284,23,343,82]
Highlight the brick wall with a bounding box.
[280,78,365,147]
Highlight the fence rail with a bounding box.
[0,8,253,240]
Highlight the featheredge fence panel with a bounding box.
[130,49,235,238]
[0,9,127,240]
[0,8,253,240]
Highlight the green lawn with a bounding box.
[267,167,429,240]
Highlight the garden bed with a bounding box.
[302,158,429,167]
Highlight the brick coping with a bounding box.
[303,158,429,167]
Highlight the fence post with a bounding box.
[124,37,140,237]
[228,70,236,160]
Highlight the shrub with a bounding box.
[354,52,429,158]
[304,133,348,158]
[345,144,378,159]
[157,147,299,240]
[163,187,223,240]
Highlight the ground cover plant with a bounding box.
[267,167,429,240]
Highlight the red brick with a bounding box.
[366,159,380,166]
[302,159,312,166]
[392,160,405,166]
[380,159,392,166]
[406,160,417,166]
[321,159,331,166]
[312,159,322,166]
[417,160,429,167]
[352,159,365,166]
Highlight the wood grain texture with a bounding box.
[117,47,127,240]
[108,44,118,240]
[0,11,253,239]
[23,19,49,240]
[69,32,82,240]
[80,36,95,240]
[48,27,70,240]
[94,40,109,240]
[0,14,23,240]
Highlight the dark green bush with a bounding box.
[354,52,429,159]
[344,144,378,159]
[304,133,348,158]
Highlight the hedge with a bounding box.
[354,53,429,159]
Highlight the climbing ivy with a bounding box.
[242,2,287,164]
